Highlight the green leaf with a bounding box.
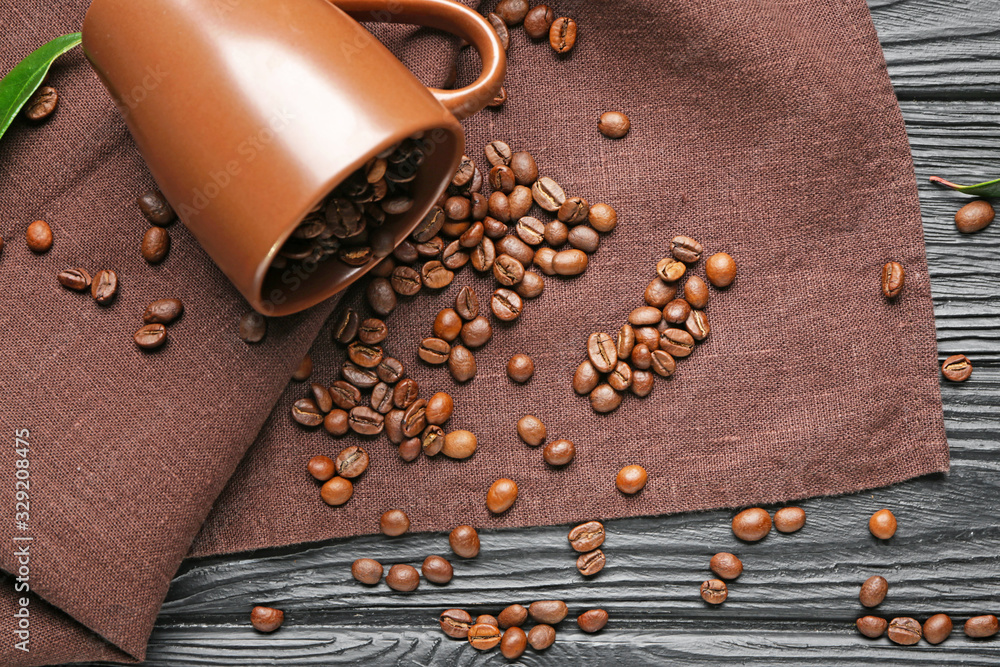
[929,175,1000,198]
[0,32,82,143]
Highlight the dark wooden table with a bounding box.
[88,1,1000,663]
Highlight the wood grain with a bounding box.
[82,1,1000,664]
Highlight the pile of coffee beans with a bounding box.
[438,601,607,658]
[857,604,997,644]
[574,237,734,413]
[487,0,577,62]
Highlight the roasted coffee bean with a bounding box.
[309,382,333,413]
[508,185,533,219]
[358,318,387,345]
[470,192,488,220]
[509,151,538,185]
[493,604,527,630]
[774,507,806,533]
[451,155,475,188]
[449,344,477,382]
[422,555,453,584]
[517,414,546,446]
[335,446,369,478]
[419,337,451,364]
[868,508,897,539]
[292,355,313,381]
[381,195,414,215]
[684,276,709,309]
[942,354,972,381]
[143,298,184,324]
[386,408,407,441]
[577,609,609,634]
[416,236,445,258]
[390,266,421,296]
[532,177,566,212]
[141,226,170,263]
[856,616,888,638]
[338,245,373,266]
[524,3,554,38]
[402,399,427,437]
[349,406,385,435]
[377,356,404,383]
[631,344,652,370]
[57,268,92,291]
[426,391,454,425]
[645,276,677,307]
[250,606,284,633]
[442,428,475,457]
[663,299,692,325]
[371,382,395,414]
[449,524,480,558]
[710,552,743,580]
[542,220,568,247]
[385,564,419,592]
[444,196,471,222]
[923,614,953,644]
[134,323,167,350]
[608,360,633,391]
[460,315,493,348]
[422,424,445,455]
[527,624,556,650]
[321,476,353,505]
[485,140,512,166]
[393,239,419,264]
[475,615,499,628]
[23,85,58,121]
[371,257,395,278]
[137,190,176,226]
[333,307,359,344]
[91,269,118,306]
[629,306,663,327]
[577,548,605,576]
[533,246,557,275]
[568,521,605,553]
[496,234,535,265]
[452,287,478,321]
[324,409,349,436]
[881,261,905,298]
[706,252,737,287]
[587,332,618,372]
[573,360,601,395]
[590,383,622,413]
[544,438,576,466]
[433,308,463,342]
[616,324,636,359]
[630,369,653,396]
[964,615,999,638]
[557,196,589,225]
[660,328,695,357]
[598,111,630,139]
[887,617,922,645]
[656,257,686,282]
[330,381,362,410]
[500,627,527,659]
[568,225,600,252]
[459,221,484,248]
[398,436,421,460]
[347,341,384,369]
[422,260,454,289]
[635,326,660,350]
[26,220,53,253]
[379,509,410,536]
[292,398,323,426]
[616,464,647,494]
[955,200,994,233]
[669,235,703,263]
[342,361,379,388]
[515,216,545,245]
[489,165,516,193]
[483,216,508,239]
[487,12,511,48]
[553,248,588,275]
[732,508,772,541]
[442,240,470,270]
[366,277,396,316]
[471,237,496,272]
[440,609,474,638]
[352,558,383,585]
[517,270,545,300]
[700,579,728,604]
[859,575,888,608]
[549,16,576,53]
[488,191,511,222]
[649,349,676,377]
[685,310,710,341]
[487,478,518,513]
[529,601,568,625]
[494,0,528,24]
[507,353,534,383]
[468,623,502,650]
[491,287,523,321]
[585,203,616,233]
[493,254,525,285]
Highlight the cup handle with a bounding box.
[334,0,506,120]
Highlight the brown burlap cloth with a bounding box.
[0,0,948,664]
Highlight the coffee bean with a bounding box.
[137,190,176,226]
[490,288,522,322]
[339,245,373,267]
[955,200,994,233]
[476,614,499,628]
[57,268,92,291]
[460,222,485,249]
[419,338,451,364]
[629,306,663,327]
[307,382,331,413]
[379,509,410,536]
[533,246,557,275]
[647,349,675,377]
[402,399,427,437]
[493,254,525,286]
[142,298,184,325]
[551,248,588,275]
[141,226,170,263]
[88,269,118,306]
[487,478,518,513]
[134,323,167,350]
[393,240,418,264]
[964,615,999,638]
[385,564,419,592]
[660,328,695,357]
[483,216,508,240]
[333,307,359,344]
[440,609,474,638]
[515,216,545,245]
[598,111,630,138]
[577,548,606,576]
[706,252,737,287]
[499,628,527,659]
[644,277,677,308]
[498,604,528,629]
[577,609,609,633]
[485,140,512,166]
[868,509,897,539]
[732,507,771,541]
[421,260,454,289]
[608,360,633,391]
[250,606,284,633]
[411,207,444,243]
[471,192,488,220]
[363,277,394,315]
[508,185,533,219]
[685,310,710,341]
[630,369,654,396]
[614,325,635,360]
[656,257,686,282]
[921,614,952,645]
[23,85,59,122]
[856,615,888,638]
[347,406,385,436]
[507,353,534,382]
[663,299,692,325]
[291,355,313,382]
[516,270,545,300]
[710,552,742,580]
[352,558,383,585]
[494,0,528,24]
[587,202,617,232]
[635,326,660,350]
[568,521,605,552]
[496,234,535,265]
[451,155,475,189]
[590,383,622,413]
[449,524,480,557]
[669,235,703,263]
[292,398,323,427]
[414,555,451,586]
[881,261,905,299]
[544,439,575,466]
[488,191,510,222]
[426,391,454,425]
[398,437,421,461]
[342,361,378,389]
[468,623,501,650]
[471,237,497,272]
[489,165,516,193]
[320,476,353,505]
[556,196,589,225]
[422,424,445,455]
[430,308,460,342]
[487,12,510,49]
[542,220,568,247]
[388,266,421,296]
[549,16,576,53]
[587,332,617,372]
[517,415,546,446]
[324,409,349,436]
[335,446,370,478]
[523,3,554,38]
[371,257,395,278]
[942,354,972,382]
[774,507,806,533]
[528,601,568,624]
[370,382,395,414]
[355,319,386,346]
[573,360,600,394]
[616,464,647,494]
[347,341,384,369]
[460,316,493,348]
[25,220,52,253]
[236,311,270,345]
[887,617,922,645]
[448,344,477,382]
[568,225,600,253]
[532,177,566,211]
[506,152,537,186]
[330,381,362,410]
[442,240,469,270]
[631,344,652,370]
[683,276,709,310]
[700,579,728,604]
[859,575,888,608]
[377,357,404,385]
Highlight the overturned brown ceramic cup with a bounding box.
[82,0,505,315]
